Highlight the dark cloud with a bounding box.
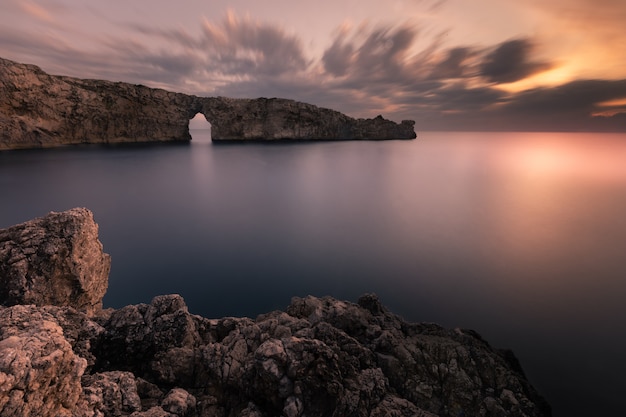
[479,39,551,83]
[430,85,507,111]
[430,47,474,79]
[130,14,308,79]
[413,79,626,131]
[496,79,626,131]
[322,38,354,77]
[324,24,423,81]
[354,26,416,73]
[505,79,626,114]
[199,14,308,76]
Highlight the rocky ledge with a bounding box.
[0,57,416,150]
[0,209,550,417]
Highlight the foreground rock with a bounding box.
[0,208,110,316]
[0,57,416,150]
[0,209,550,416]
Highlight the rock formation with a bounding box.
[0,57,416,150]
[0,208,110,316]
[0,209,551,417]
[201,97,416,141]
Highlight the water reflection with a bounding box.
[1,131,626,417]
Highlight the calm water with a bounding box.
[1,131,625,417]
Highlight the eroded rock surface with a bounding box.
[0,210,550,416]
[0,208,110,316]
[0,57,416,150]
[0,305,88,417]
[201,97,416,141]
[0,58,197,150]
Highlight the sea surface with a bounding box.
[1,130,625,417]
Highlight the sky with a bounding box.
[1,0,626,131]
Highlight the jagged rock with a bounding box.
[0,305,88,417]
[130,407,175,417]
[0,207,110,316]
[82,371,142,417]
[161,388,196,416]
[0,210,550,417]
[0,57,416,150]
[89,294,550,417]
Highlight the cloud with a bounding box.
[0,6,624,132]
[520,0,626,82]
[412,79,626,131]
[199,12,308,76]
[1,9,311,93]
[429,47,474,79]
[504,79,626,115]
[11,0,69,24]
[121,11,310,90]
[321,23,421,84]
[524,0,626,24]
[479,39,551,83]
[322,37,354,77]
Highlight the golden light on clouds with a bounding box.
[592,98,626,117]
[496,66,573,93]
[596,98,626,108]
[522,0,626,81]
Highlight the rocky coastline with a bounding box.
[0,208,550,417]
[0,57,416,151]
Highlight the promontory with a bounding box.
[0,57,416,150]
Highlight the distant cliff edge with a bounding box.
[0,57,416,150]
[0,208,550,417]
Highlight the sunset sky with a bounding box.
[2,0,626,131]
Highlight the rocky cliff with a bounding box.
[0,209,550,417]
[0,57,416,150]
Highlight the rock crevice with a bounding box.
[0,57,416,150]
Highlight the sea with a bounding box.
[1,130,625,417]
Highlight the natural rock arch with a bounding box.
[0,57,416,150]
[188,112,212,130]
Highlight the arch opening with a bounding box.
[189,113,212,143]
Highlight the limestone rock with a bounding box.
[0,57,197,150]
[161,388,196,416]
[90,294,550,417]
[0,208,110,316]
[0,305,88,417]
[82,371,143,416]
[202,97,417,141]
[0,57,416,150]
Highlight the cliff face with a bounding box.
[201,97,416,141]
[0,58,198,150]
[0,209,551,417]
[0,57,416,150]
